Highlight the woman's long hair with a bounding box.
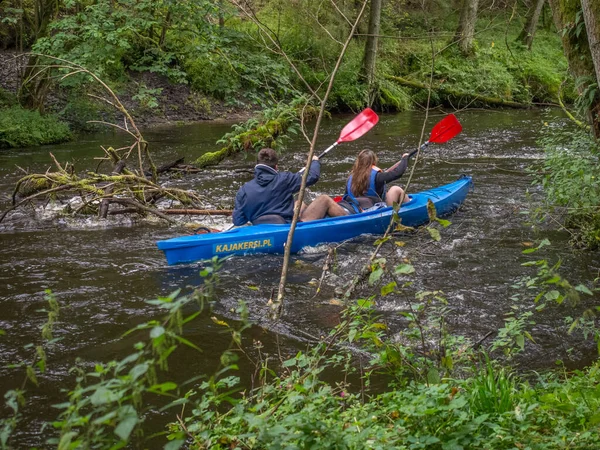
[350,149,378,196]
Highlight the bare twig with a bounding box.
[273,0,370,317]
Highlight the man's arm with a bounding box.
[232,190,249,226]
[288,157,321,192]
[305,158,321,187]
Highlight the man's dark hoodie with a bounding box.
[232,161,320,225]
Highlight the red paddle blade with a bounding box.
[337,108,379,143]
[429,114,462,144]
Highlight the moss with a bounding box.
[0,106,72,148]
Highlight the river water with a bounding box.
[1,109,599,445]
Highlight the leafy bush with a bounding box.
[59,94,106,132]
[536,128,600,248]
[0,106,72,148]
[0,88,17,108]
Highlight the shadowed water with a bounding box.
[1,109,599,446]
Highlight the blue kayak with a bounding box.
[157,176,473,265]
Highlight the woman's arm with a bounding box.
[377,153,409,184]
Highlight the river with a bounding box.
[1,109,598,446]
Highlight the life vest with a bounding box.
[343,166,386,213]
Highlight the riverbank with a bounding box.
[0,8,571,149]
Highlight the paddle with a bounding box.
[299,108,379,173]
[220,109,381,230]
[332,114,462,203]
[407,113,462,158]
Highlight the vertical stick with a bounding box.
[273,0,370,317]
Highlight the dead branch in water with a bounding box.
[160,209,233,216]
[2,55,228,224]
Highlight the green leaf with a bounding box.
[174,336,202,353]
[380,281,397,296]
[150,382,178,393]
[150,326,165,339]
[348,328,357,343]
[395,264,415,274]
[91,387,119,406]
[575,284,593,295]
[427,367,440,384]
[282,358,296,367]
[129,363,149,381]
[26,366,38,386]
[436,218,451,228]
[164,440,186,450]
[516,334,525,350]
[428,228,441,242]
[58,431,78,450]
[368,267,384,285]
[114,408,138,441]
[357,299,374,308]
[373,236,391,246]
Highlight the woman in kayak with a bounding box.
[339,149,411,214]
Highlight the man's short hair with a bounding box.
[257,148,278,168]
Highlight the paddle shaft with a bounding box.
[408,141,429,158]
[298,142,338,173]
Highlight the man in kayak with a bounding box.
[338,149,411,214]
[232,148,347,226]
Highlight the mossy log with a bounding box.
[386,75,531,109]
[193,118,291,169]
[194,146,236,169]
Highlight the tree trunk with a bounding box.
[548,0,600,137]
[581,0,600,91]
[581,0,600,138]
[360,0,382,95]
[517,0,546,49]
[19,0,60,111]
[454,0,480,55]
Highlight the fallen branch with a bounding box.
[108,198,177,223]
[161,209,233,216]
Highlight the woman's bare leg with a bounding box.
[385,186,410,206]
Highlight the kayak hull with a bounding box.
[157,176,473,265]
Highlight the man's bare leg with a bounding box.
[294,200,307,215]
[301,195,348,221]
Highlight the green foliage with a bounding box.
[49,258,223,448]
[535,128,600,248]
[132,83,163,110]
[384,15,567,107]
[3,231,600,448]
[469,354,516,415]
[0,106,72,148]
[59,94,106,132]
[32,0,196,85]
[185,91,212,116]
[214,99,304,157]
[0,88,17,108]
[10,0,570,119]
